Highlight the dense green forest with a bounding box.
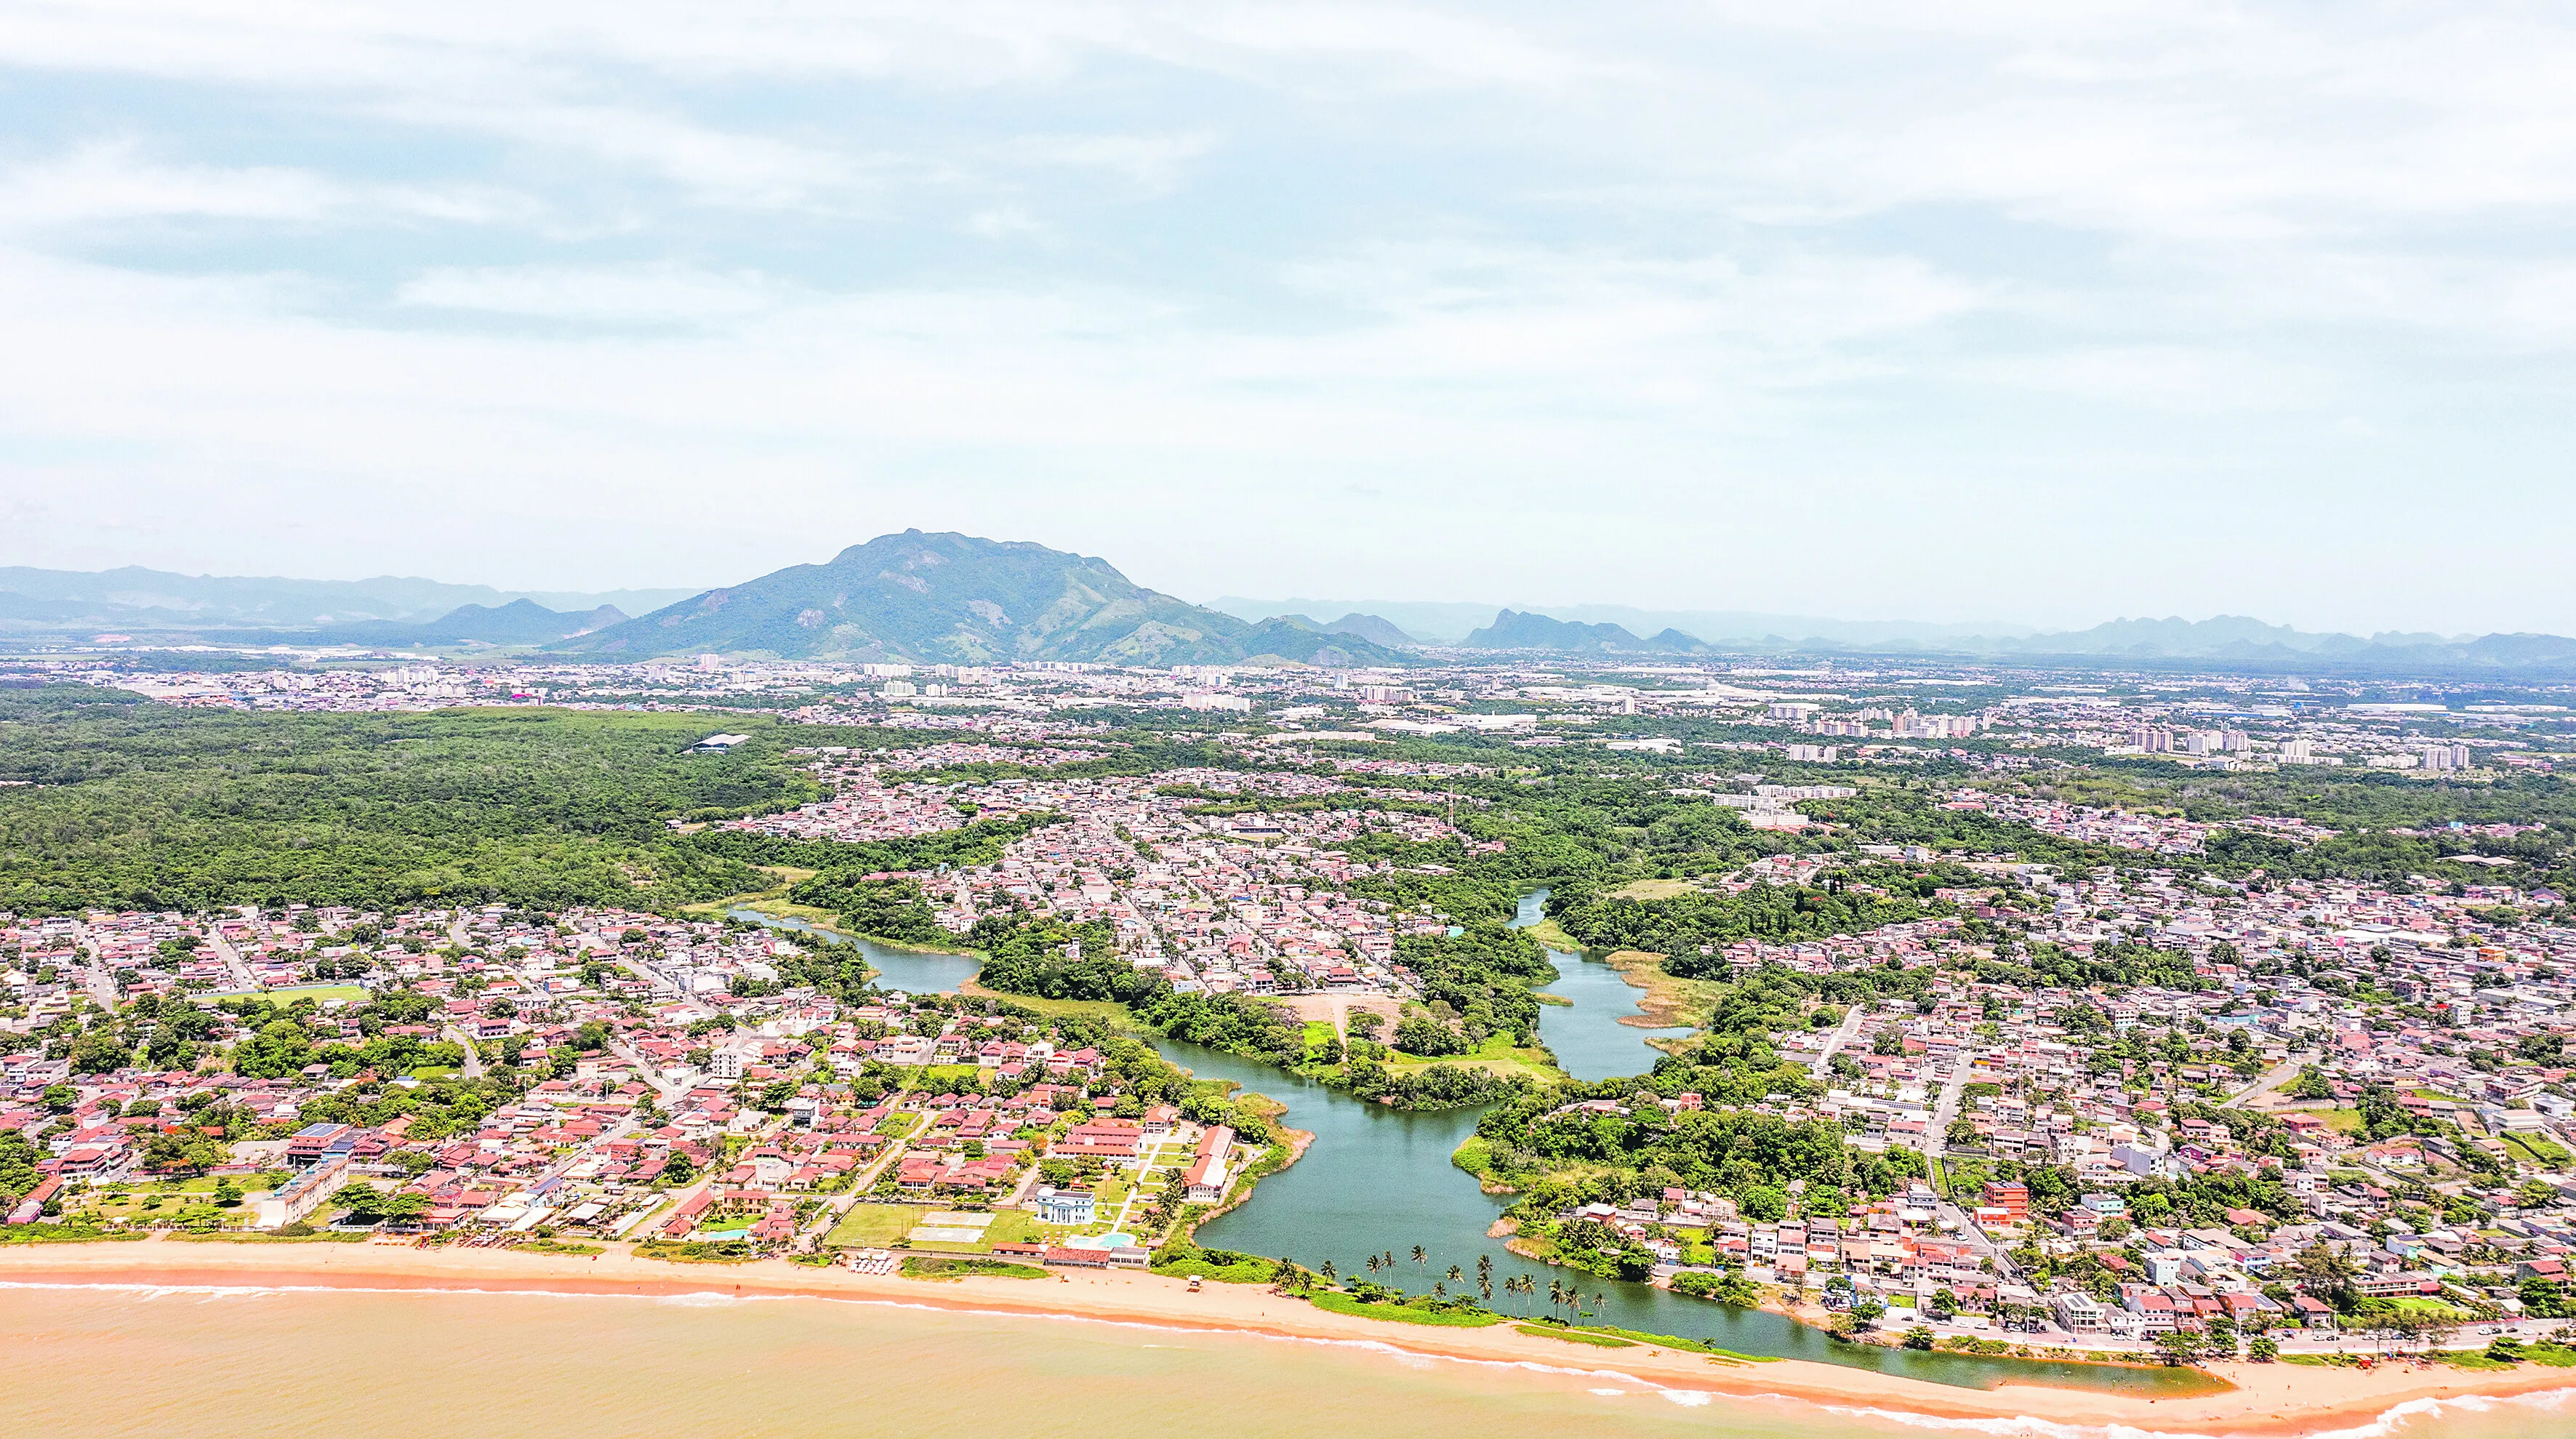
[1547,880,1942,974]
[0,686,817,915]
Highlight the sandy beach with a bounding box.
[2,1239,2566,1435]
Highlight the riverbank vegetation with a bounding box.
[966,912,1554,1109]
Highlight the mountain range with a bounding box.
[14,540,2576,677]
[1462,609,1704,655]
[1209,597,2032,648]
[1215,596,2576,674]
[318,600,629,648]
[553,532,1416,668]
[0,565,691,634]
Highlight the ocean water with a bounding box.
[1,1283,2570,1439]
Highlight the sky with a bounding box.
[3,1,2575,635]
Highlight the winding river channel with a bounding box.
[735,897,2218,1394]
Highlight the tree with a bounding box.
[2153,1329,2204,1366]
[66,1027,132,1075]
[330,1184,429,1224]
[0,1128,41,1204]
[142,1130,226,1177]
[2290,1240,2362,1312]
[659,1146,699,1187]
[2248,1335,2279,1362]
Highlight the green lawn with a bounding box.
[1517,1324,1635,1347]
[1382,1033,1562,1083]
[1306,1291,1502,1328]
[899,1255,1046,1280]
[2503,1134,2571,1167]
[169,1230,370,1244]
[914,1209,1044,1253]
[955,983,1138,1032]
[190,984,367,1006]
[1518,917,1583,952]
[827,1203,928,1248]
[1607,878,1700,901]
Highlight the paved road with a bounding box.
[443,1025,488,1078]
[1810,1005,1868,1078]
[80,955,121,1011]
[611,1038,695,1107]
[2227,1049,2316,1107]
[1925,1059,1971,1158]
[206,930,258,990]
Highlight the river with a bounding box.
[731,898,2219,1394]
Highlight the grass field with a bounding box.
[912,1209,1044,1253]
[1517,917,1584,952]
[954,982,1137,1031]
[1607,878,1701,901]
[1599,949,1723,1030]
[904,1064,989,1092]
[188,984,366,1006]
[2503,1134,2572,1167]
[829,1203,1046,1253]
[1382,1033,1562,1083]
[1306,1291,1501,1327]
[1517,1324,1634,1347]
[826,1203,928,1248]
[900,1255,1046,1280]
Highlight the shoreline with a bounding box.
[3,1241,2567,1435]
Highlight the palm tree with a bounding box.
[1365,1254,1381,1274]
[1411,1245,1427,1264]
[1320,1259,1336,1281]
[1446,1264,1464,1283]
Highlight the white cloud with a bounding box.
[0,141,541,231]
[393,264,789,324]
[4,1,2576,629]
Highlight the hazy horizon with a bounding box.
[0,553,2540,646]
[6,6,2576,632]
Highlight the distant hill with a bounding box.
[1207,597,1503,645]
[554,532,1415,667]
[1464,609,1661,653]
[1322,612,1421,649]
[0,564,691,633]
[1208,596,2023,647]
[321,600,627,647]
